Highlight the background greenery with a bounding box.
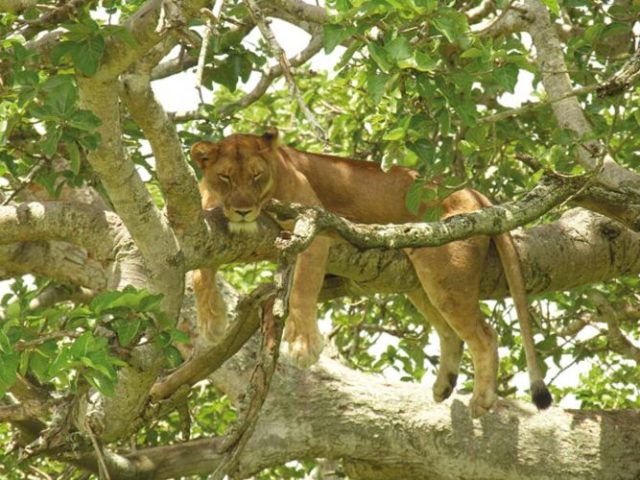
[1,0,639,477]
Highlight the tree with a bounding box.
[1,0,639,478]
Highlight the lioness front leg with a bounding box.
[283,236,331,367]
[193,267,228,341]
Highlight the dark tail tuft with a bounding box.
[531,379,552,410]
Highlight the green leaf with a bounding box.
[382,127,406,141]
[413,51,437,72]
[114,319,142,347]
[541,0,560,16]
[0,352,19,393]
[70,35,105,76]
[431,9,467,42]
[65,140,81,174]
[210,63,239,92]
[601,22,632,39]
[42,126,62,156]
[47,81,77,117]
[494,63,519,93]
[367,71,389,103]
[51,41,76,65]
[70,331,93,357]
[405,181,423,215]
[324,24,352,54]
[368,43,392,73]
[408,139,434,162]
[68,110,101,130]
[83,372,115,397]
[48,347,72,377]
[385,36,411,61]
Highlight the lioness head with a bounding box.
[191,130,279,233]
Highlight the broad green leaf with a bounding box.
[47,81,77,117]
[48,347,72,377]
[51,41,76,65]
[382,127,406,141]
[408,139,435,162]
[114,318,142,347]
[70,331,93,357]
[324,24,352,54]
[83,372,115,397]
[413,51,437,72]
[70,35,105,76]
[68,110,102,130]
[431,9,467,43]
[385,36,411,61]
[405,180,423,214]
[0,352,19,392]
[494,63,519,93]
[367,43,392,73]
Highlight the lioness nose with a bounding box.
[234,208,252,218]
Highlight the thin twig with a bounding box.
[244,0,327,143]
[195,2,223,103]
[480,84,598,124]
[85,416,111,480]
[211,275,288,478]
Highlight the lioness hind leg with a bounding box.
[407,236,498,418]
[193,268,228,341]
[283,236,331,367]
[407,290,463,402]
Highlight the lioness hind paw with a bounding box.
[283,335,324,368]
[433,373,458,402]
[469,390,498,418]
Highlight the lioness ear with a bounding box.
[262,128,279,149]
[190,141,217,169]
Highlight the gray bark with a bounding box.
[84,350,640,480]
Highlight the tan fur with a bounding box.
[191,130,549,417]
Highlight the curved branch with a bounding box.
[267,175,584,252]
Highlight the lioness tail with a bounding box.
[474,192,552,410]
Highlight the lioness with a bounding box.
[191,129,552,417]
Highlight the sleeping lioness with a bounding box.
[191,129,552,417]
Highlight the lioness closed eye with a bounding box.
[191,129,552,417]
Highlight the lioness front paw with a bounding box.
[284,333,324,368]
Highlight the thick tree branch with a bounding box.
[519,1,640,228]
[0,202,119,261]
[77,78,183,313]
[120,72,207,241]
[78,354,640,480]
[93,0,208,81]
[0,241,108,290]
